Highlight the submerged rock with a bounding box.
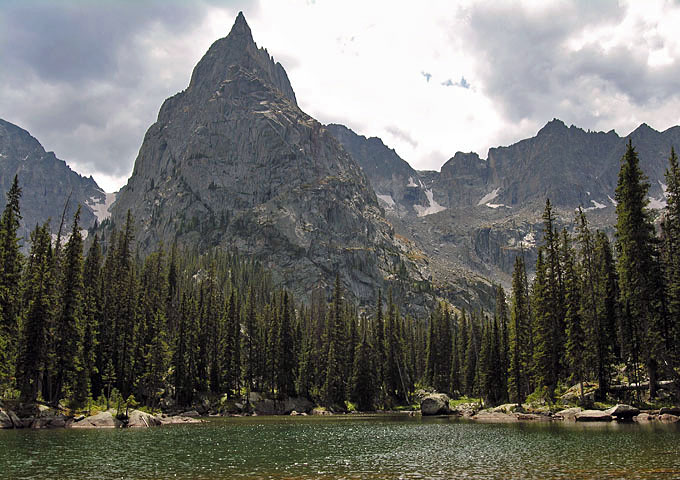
[574,410,612,422]
[420,394,451,416]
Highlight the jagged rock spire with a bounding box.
[186,11,297,105]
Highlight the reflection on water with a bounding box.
[1,415,679,479]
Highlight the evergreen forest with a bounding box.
[0,141,679,411]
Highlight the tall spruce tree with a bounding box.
[615,140,665,399]
[350,333,375,411]
[508,256,530,404]
[662,147,680,369]
[16,223,54,402]
[0,175,23,395]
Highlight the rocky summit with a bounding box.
[108,13,438,311]
[0,118,112,242]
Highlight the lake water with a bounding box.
[1,415,679,479]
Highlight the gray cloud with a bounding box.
[0,0,254,187]
[461,1,680,131]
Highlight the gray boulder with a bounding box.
[605,404,639,420]
[71,411,122,429]
[0,408,22,429]
[159,415,202,425]
[421,394,451,415]
[127,410,162,428]
[472,411,517,423]
[555,407,582,421]
[575,410,613,422]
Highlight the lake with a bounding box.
[1,415,679,479]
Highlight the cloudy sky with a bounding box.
[2,0,680,192]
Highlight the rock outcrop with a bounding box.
[107,12,429,312]
[420,393,451,415]
[71,411,122,429]
[574,410,613,422]
[0,407,22,429]
[605,404,640,420]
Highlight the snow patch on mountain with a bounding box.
[377,194,395,208]
[414,189,446,217]
[478,188,500,206]
[89,191,117,222]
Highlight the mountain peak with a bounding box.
[229,11,253,40]
[186,12,297,105]
[537,118,567,136]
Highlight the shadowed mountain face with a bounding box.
[107,13,479,313]
[0,118,111,242]
[330,118,679,287]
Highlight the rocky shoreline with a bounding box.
[3,393,680,429]
[419,393,680,424]
[0,404,202,430]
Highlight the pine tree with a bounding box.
[350,333,375,411]
[323,276,346,407]
[615,140,665,400]
[531,248,552,393]
[0,175,23,395]
[16,223,54,402]
[662,147,680,369]
[563,229,586,401]
[276,291,296,397]
[508,256,530,404]
[50,207,85,405]
[495,285,510,403]
[81,234,102,400]
[575,209,611,400]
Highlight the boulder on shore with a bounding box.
[0,408,22,429]
[574,410,612,422]
[71,411,122,429]
[472,411,517,423]
[159,415,202,425]
[634,413,656,422]
[659,414,680,423]
[555,407,582,421]
[605,404,640,420]
[605,404,639,420]
[659,407,680,416]
[421,394,451,416]
[127,410,162,428]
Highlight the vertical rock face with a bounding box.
[0,118,108,241]
[109,13,429,309]
[326,124,430,217]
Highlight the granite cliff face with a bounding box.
[331,118,679,287]
[0,118,111,241]
[108,13,445,311]
[325,124,431,217]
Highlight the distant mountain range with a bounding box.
[0,118,114,242]
[2,12,677,312]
